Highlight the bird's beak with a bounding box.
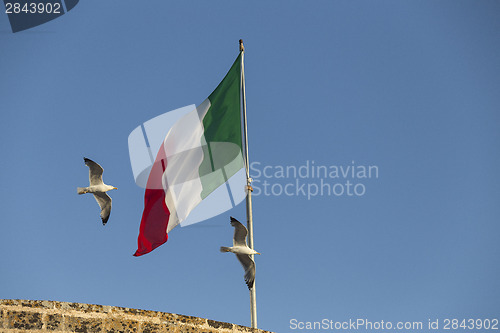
[256,252,261,255]
[113,187,118,190]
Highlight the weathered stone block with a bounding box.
[177,326,198,333]
[45,313,63,330]
[105,317,139,333]
[196,329,224,333]
[207,319,233,329]
[123,307,161,320]
[141,321,162,333]
[66,316,103,333]
[177,314,205,326]
[157,311,178,324]
[0,299,17,306]
[5,310,43,330]
[20,300,45,309]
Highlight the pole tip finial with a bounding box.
[239,39,244,52]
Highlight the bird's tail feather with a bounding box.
[220,246,231,253]
[77,187,87,195]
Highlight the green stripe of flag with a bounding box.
[199,54,244,199]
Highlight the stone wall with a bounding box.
[0,299,273,333]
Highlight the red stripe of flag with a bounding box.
[134,143,170,256]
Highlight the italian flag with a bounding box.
[134,53,244,256]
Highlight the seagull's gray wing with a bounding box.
[84,157,104,186]
[93,192,112,225]
[230,216,248,247]
[236,254,255,290]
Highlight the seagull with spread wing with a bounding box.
[77,157,117,225]
[220,216,261,289]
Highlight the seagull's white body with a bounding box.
[223,245,259,256]
[77,157,117,225]
[221,216,261,289]
[83,184,116,194]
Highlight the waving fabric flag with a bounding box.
[134,54,244,256]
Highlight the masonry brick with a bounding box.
[0,299,273,333]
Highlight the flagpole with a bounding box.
[239,39,257,329]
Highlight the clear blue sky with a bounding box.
[1,1,499,332]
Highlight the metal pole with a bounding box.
[240,39,257,329]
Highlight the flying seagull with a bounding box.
[220,216,261,289]
[77,157,117,225]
